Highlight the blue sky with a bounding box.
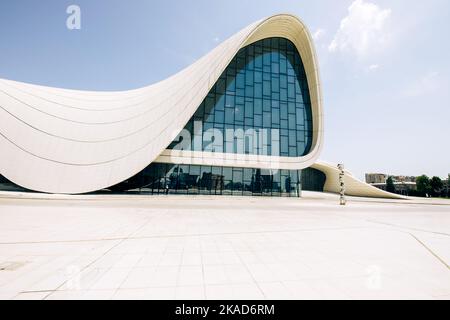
[0,0,448,179]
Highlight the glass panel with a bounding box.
[261,169,273,196]
[223,167,233,195]
[166,164,178,194]
[232,168,243,195]
[254,99,263,115]
[281,171,290,196]
[235,104,244,123]
[290,170,300,197]
[225,107,234,125]
[263,112,271,127]
[211,166,223,195]
[215,94,225,111]
[176,165,190,194]
[272,108,280,126]
[245,70,254,86]
[245,101,253,118]
[188,165,201,194]
[254,82,262,98]
[254,114,262,127]
[199,166,212,195]
[272,169,281,196]
[243,168,253,196]
[281,136,288,156]
[236,72,245,89]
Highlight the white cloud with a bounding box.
[312,28,326,41]
[329,0,392,58]
[213,37,220,43]
[368,64,379,71]
[403,72,440,98]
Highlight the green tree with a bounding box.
[430,176,443,197]
[446,174,450,198]
[386,176,396,193]
[416,175,432,197]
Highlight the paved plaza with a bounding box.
[0,192,449,300]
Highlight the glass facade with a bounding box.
[109,163,302,197]
[168,37,313,157]
[0,169,325,196]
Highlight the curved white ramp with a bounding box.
[311,161,407,200]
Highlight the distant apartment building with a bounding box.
[366,173,416,184]
[393,176,417,183]
[365,173,387,184]
[366,173,417,196]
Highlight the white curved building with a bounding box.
[0,14,403,199]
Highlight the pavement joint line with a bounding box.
[200,243,207,299]
[0,226,381,245]
[365,219,450,237]
[300,206,450,238]
[18,290,54,294]
[409,233,450,271]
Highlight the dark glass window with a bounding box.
[100,163,303,198]
[167,37,313,158]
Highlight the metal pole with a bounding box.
[338,164,346,206]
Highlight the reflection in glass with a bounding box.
[168,37,313,158]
